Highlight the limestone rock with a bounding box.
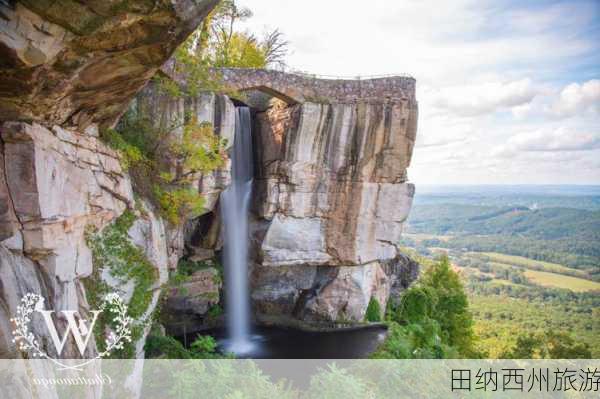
[381,252,420,301]
[302,262,390,323]
[252,101,416,267]
[1,122,132,311]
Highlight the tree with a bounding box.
[377,255,478,358]
[501,333,541,358]
[419,256,475,355]
[543,330,592,358]
[203,0,288,69]
[365,297,382,322]
[502,330,592,359]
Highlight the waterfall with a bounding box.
[221,106,253,354]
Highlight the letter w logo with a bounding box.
[38,310,101,357]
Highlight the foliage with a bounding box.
[207,0,288,69]
[375,256,478,358]
[307,364,371,399]
[142,360,296,398]
[501,330,592,359]
[469,293,599,358]
[154,186,205,226]
[158,0,289,97]
[84,210,158,357]
[364,297,382,322]
[405,189,600,359]
[103,110,227,226]
[408,202,600,271]
[170,257,224,286]
[100,128,143,170]
[145,334,229,359]
[371,321,456,359]
[206,304,223,320]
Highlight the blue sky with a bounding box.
[240,0,600,184]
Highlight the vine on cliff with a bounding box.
[84,209,158,358]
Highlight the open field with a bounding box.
[403,233,452,242]
[469,252,592,279]
[523,269,600,292]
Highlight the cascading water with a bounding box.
[221,106,253,354]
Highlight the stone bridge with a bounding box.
[218,68,416,104]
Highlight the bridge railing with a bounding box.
[287,68,415,80]
[219,66,414,81]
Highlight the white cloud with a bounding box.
[239,0,600,184]
[551,79,600,117]
[415,115,474,148]
[492,127,600,157]
[430,79,538,117]
[511,79,600,119]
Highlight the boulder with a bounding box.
[162,267,222,335]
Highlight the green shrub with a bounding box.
[101,111,227,227]
[207,304,223,321]
[365,297,382,322]
[145,334,229,359]
[154,185,205,226]
[307,364,370,399]
[100,128,144,170]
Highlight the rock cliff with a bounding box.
[0,0,219,366]
[249,92,418,327]
[0,0,419,364]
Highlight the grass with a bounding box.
[473,252,590,278]
[403,233,452,242]
[523,270,600,293]
[489,278,526,288]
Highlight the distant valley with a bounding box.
[403,185,600,357]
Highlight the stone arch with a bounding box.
[218,68,304,104]
[235,85,299,105]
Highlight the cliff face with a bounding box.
[144,66,420,330]
[1,0,419,362]
[249,95,418,326]
[0,0,219,365]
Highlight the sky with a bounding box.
[238,0,600,185]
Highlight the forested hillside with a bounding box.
[408,202,600,274]
[401,186,600,358]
